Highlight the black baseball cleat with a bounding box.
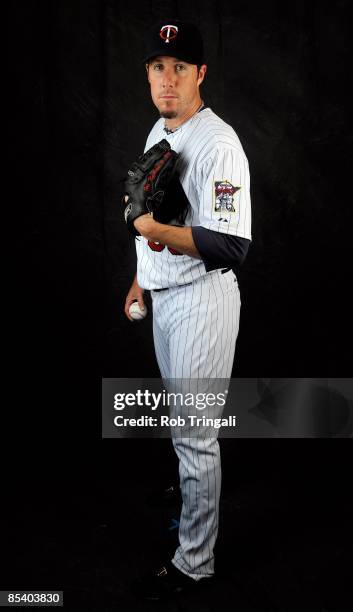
[132,560,215,601]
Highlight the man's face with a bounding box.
[146,56,207,120]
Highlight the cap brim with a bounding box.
[142,50,202,65]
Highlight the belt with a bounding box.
[153,282,192,292]
[153,268,232,292]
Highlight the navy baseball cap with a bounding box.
[143,19,205,65]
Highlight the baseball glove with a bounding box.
[123,139,182,236]
[156,171,190,226]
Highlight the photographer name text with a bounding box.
[113,415,237,429]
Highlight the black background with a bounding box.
[6,1,352,610]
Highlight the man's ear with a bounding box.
[197,64,207,86]
[145,63,150,82]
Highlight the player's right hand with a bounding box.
[124,277,145,321]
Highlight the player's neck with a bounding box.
[164,98,204,133]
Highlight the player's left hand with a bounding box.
[124,195,158,239]
[133,213,158,240]
[122,139,180,237]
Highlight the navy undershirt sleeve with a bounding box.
[191,226,251,272]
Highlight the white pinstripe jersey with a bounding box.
[136,107,252,290]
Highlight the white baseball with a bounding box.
[129,302,147,321]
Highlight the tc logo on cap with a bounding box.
[159,24,178,44]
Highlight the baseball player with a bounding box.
[124,19,252,600]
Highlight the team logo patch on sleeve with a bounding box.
[214,181,241,216]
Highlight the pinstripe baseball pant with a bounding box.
[151,268,241,580]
